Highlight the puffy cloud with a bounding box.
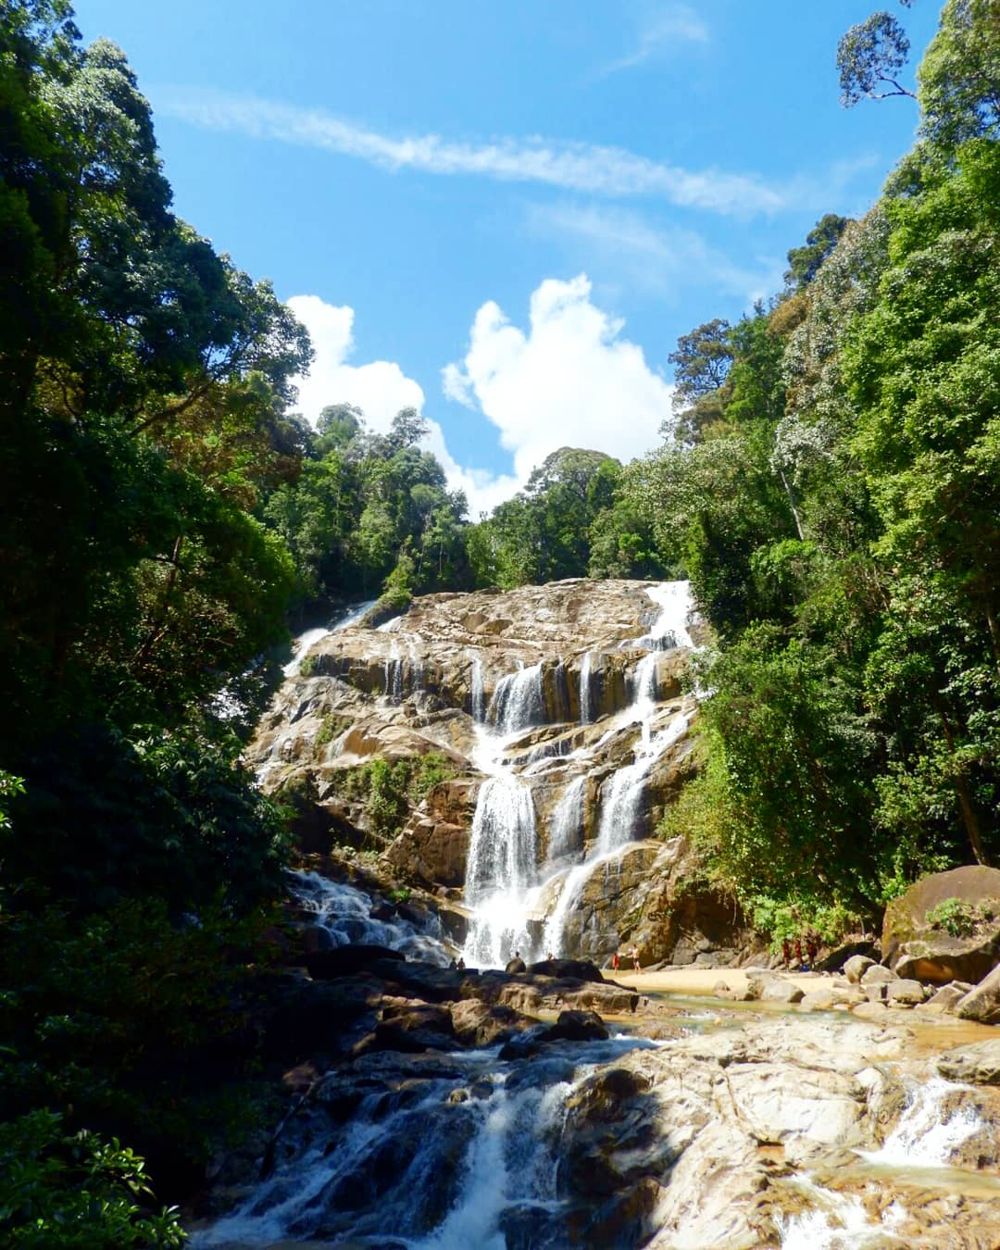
[289,280,673,520]
[442,274,674,482]
[287,293,518,517]
[287,294,423,430]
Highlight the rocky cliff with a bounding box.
[248,579,752,967]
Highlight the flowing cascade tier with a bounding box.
[248,578,704,966]
[193,1007,1000,1249]
[460,580,697,967]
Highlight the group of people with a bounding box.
[610,945,641,973]
[781,935,819,971]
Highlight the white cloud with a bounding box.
[157,87,785,216]
[289,281,674,519]
[441,274,674,483]
[287,293,519,517]
[287,294,424,430]
[599,4,710,78]
[525,202,783,304]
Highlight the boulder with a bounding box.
[449,999,533,1047]
[745,971,780,1001]
[546,1009,609,1043]
[816,940,879,974]
[760,980,805,1005]
[304,944,405,979]
[883,866,1000,985]
[955,963,1000,1025]
[919,983,967,1013]
[505,956,527,974]
[843,955,876,984]
[860,964,896,987]
[937,1039,1000,1086]
[527,958,604,984]
[363,1000,457,1054]
[886,979,926,1006]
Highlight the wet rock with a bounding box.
[954,963,1000,1025]
[304,944,405,979]
[937,1039,1000,1086]
[547,1009,609,1043]
[505,955,527,974]
[527,958,604,983]
[844,954,876,983]
[449,999,533,1047]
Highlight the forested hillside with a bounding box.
[1,0,999,1242]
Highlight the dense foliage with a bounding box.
[0,3,298,1240]
[652,0,1000,936]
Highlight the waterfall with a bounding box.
[282,599,378,678]
[548,775,586,863]
[192,1034,659,1249]
[579,652,594,724]
[291,869,452,965]
[463,760,539,968]
[384,639,404,703]
[488,663,545,735]
[861,1077,983,1168]
[596,713,689,854]
[469,654,487,722]
[463,581,694,964]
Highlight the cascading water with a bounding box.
[488,662,545,734]
[461,582,695,964]
[282,599,378,678]
[191,1034,662,1250]
[860,1076,984,1168]
[579,651,594,724]
[470,653,487,722]
[462,759,539,968]
[547,775,586,863]
[292,869,452,964]
[595,712,689,855]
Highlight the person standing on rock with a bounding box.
[781,938,792,968]
[806,935,818,969]
[631,945,640,971]
[794,937,804,970]
[612,950,620,973]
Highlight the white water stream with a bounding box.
[462,582,694,967]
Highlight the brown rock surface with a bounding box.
[883,866,1000,985]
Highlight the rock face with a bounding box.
[883,866,1000,985]
[249,580,750,966]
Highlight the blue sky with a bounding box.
[73,0,942,515]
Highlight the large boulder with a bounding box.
[883,866,1000,985]
[954,963,1000,1025]
[937,1039,1000,1086]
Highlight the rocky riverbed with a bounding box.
[188,868,1000,1250]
